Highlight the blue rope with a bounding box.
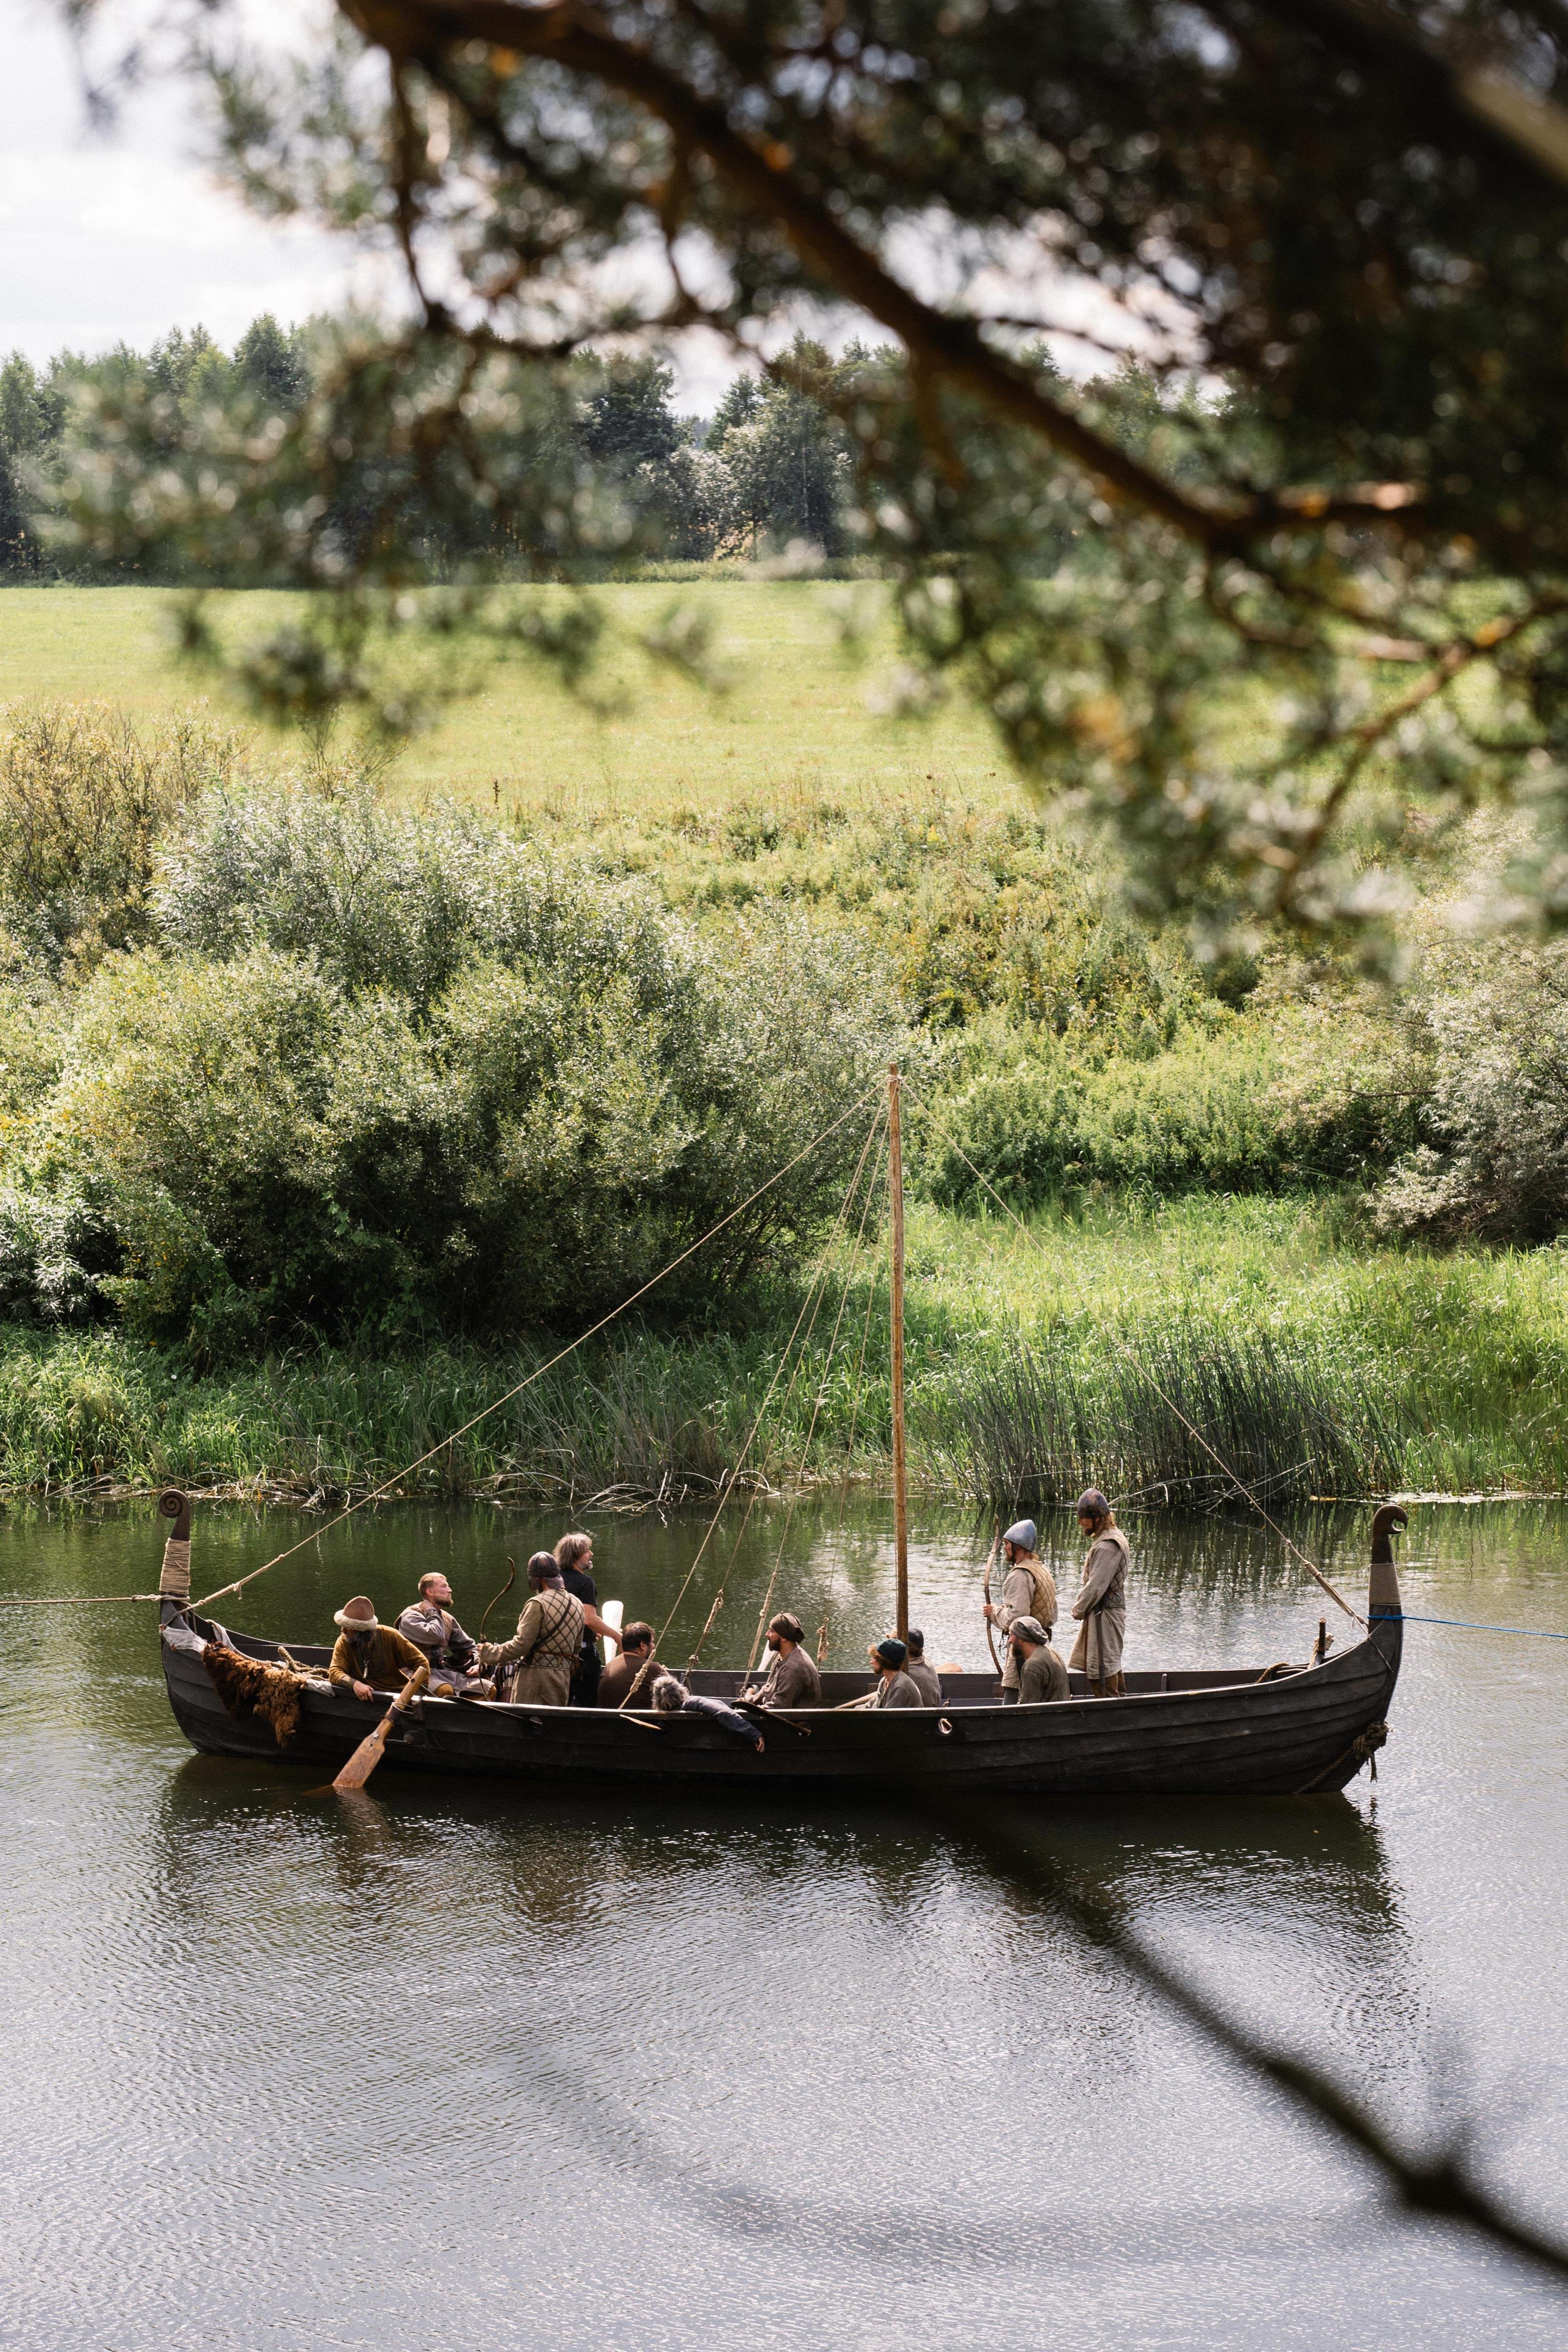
[1401,1613,1568,1641]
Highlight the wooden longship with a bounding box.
[157,1510,1403,1797]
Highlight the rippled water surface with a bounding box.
[4,1493,1568,2351]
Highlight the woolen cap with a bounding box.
[1003,1519,1037,1550]
[1075,1490,1110,1518]
[770,1612,805,1642]
[334,1595,378,1629]
[527,1550,564,1586]
[905,1627,926,1654]
[1011,1616,1048,1645]
[874,1637,908,1668]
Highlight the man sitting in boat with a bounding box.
[598,1623,668,1708]
[983,1519,1058,1703]
[1068,1490,1130,1698]
[1010,1616,1069,1705]
[866,1637,924,1708]
[395,1572,483,1697]
[903,1628,943,1705]
[600,1625,764,1751]
[474,1552,584,1706]
[742,1612,823,1710]
[328,1595,431,1702]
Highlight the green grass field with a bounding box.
[0,582,1009,810]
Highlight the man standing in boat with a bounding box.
[983,1519,1058,1702]
[474,1552,584,1706]
[553,1532,621,1708]
[1069,1490,1129,1697]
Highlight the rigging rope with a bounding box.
[182,1081,884,1616]
[900,1079,1366,1629]
[621,1100,885,1703]
[742,1108,888,1679]
[1399,1613,1568,1640]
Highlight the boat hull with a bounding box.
[160,1613,1401,1798]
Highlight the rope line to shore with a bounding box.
[900,1081,1367,1628]
[183,1081,885,1616]
[1401,1613,1568,1640]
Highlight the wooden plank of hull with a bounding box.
[160,1617,1400,1798]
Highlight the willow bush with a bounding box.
[0,790,901,1346]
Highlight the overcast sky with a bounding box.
[1,0,1129,401]
[0,0,387,365]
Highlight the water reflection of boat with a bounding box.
[157,1510,1404,1798]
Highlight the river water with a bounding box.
[3,1492,1567,2351]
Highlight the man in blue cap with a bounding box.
[983,1519,1058,1703]
[866,1637,924,1708]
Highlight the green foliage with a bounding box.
[929,1322,1406,1513]
[919,1017,1417,1209]
[0,704,248,970]
[0,788,900,1344]
[1376,943,1568,1240]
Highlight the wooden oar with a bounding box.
[333,1671,428,1791]
[602,1597,624,1657]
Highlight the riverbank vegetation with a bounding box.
[0,685,1565,1504]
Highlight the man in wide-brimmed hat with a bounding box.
[327,1596,431,1703]
[982,1519,1058,1702]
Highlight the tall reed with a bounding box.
[925,1323,1409,1513]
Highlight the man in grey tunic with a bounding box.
[903,1629,943,1706]
[1068,1489,1130,1696]
[1010,1616,1069,1705]
[867,1637,924,1708]
[743,1612,823,1709]
[983,1519,1059,1701]
[396,1572,482,1697]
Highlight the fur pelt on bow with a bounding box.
[202,1643,311,1747]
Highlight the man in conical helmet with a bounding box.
[983,1519,1058,1703]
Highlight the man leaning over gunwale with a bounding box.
[328,1595,430,1701]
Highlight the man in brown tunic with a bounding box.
[903,1628,943,1706]
[1068,1489,1130,1696]
[475,1552,585,1706]
[328,1595,431,1700]
[743,1612,823,1710]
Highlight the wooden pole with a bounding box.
[888,1064,909,1644]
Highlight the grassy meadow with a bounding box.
[0,583,1563,1508]
[0,582,1006,807]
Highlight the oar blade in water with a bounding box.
[333,1716,392,1790]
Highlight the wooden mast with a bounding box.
[888,1064,909,1643]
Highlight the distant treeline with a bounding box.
[0,316,864,579]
